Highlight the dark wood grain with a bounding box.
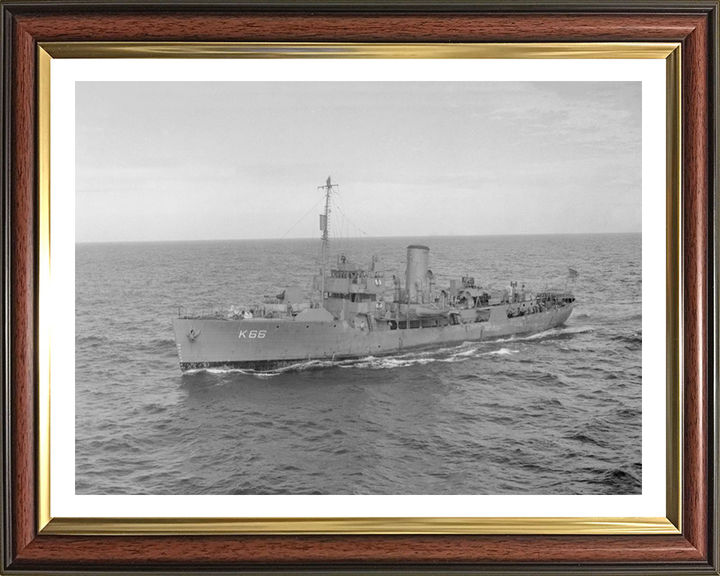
[13,12,705,42]
[9,14,36,562]
[10,534,707,566]
[681,10,710,561]
[1,3,717,574]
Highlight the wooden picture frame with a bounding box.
[1,1,718,574]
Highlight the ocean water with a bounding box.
[76,234,641,495]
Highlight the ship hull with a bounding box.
[173,304,574,372]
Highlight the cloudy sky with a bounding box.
[76,81,641,243]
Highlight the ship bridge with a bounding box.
[314,254,386,321]
[317,254,385,296]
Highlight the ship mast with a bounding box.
[318,176,338,303]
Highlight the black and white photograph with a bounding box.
[75,80,642,497]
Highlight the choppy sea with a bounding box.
[76,233,641,495]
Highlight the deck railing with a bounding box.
[176,306,230,319]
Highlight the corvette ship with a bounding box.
[172,177,576,372]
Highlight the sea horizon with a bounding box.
[76,231,642,245]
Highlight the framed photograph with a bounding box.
[1,1,717,574]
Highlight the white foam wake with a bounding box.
[183,340,528,377]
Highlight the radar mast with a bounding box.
[318,176,338,303]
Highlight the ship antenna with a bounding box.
[318,176,339,304]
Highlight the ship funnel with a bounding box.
[405,245,430,303]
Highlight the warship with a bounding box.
[173,177,576,372]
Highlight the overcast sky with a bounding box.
[76,81,641,243]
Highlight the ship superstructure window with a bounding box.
[349,293,374,303]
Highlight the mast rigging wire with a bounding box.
[280,196,325,239]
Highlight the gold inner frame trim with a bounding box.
[41,41,677,59]
[664,45,683,532]
[36,41,682,536]
[42,516,677,536]
[37,46,52,532]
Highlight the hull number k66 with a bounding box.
[239,330,267,339]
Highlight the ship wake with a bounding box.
[497,325,594,343]
[180,326,592,378]
[182,341,525,377]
